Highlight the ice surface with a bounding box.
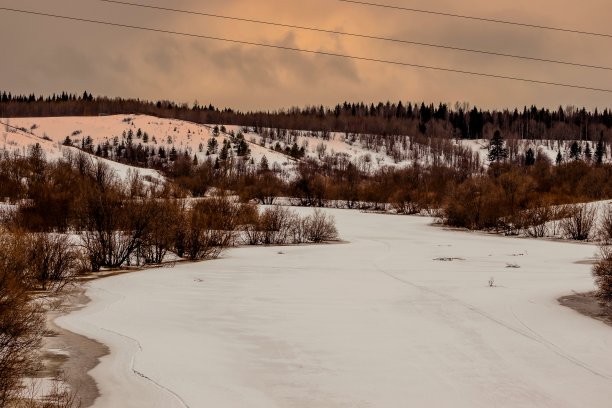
[56,208,612,407]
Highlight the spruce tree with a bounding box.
[488,130,508,163]
[584,142,592,162]
[524,148,535,166]
[595,138,605,165]
[260,155,269,172]
[569,141,582,161]
[219,141,229,161]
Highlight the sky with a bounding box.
[1,0,612,111]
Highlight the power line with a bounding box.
[1,7,611,94]
[97,0,612,72]
[338,0,612,39]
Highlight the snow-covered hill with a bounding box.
[2,115,432,177]
[3,115,608,183]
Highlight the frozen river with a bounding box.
[57,209,612,407]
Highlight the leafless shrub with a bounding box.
[303,209,338,243]
[240,206,339,245]
[549,205,572,236]
[288,216,309,244]
[598,207,612,244]
[241,206,299,245]
[18,375,81,408]
[561,203,597,240]
[242,223,263,246]
[390,189,420,215]
[0,231,44,406]
[522,206,552,238]
[258,206,295,245]
[182,197,240,260]
[593,245,612,305]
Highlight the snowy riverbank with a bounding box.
[56,208,612,407]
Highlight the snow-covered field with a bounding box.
[56,209,612,407]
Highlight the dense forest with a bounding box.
[2,91,612,142]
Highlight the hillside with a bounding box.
[5,115,609,184]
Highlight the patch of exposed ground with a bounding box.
[559,292,612,328]
[37,287,109,407]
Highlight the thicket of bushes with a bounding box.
[0,231,80,406]
[242,206,338,245]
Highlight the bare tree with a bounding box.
[26,234,81,291]
[80,190,155,271]
[141,200,183,264]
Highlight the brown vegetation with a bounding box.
[0,230,79,406]
[241,206,338,246]
[593,246,612,305]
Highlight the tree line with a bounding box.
[2,91,612,142]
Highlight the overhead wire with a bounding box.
[337,0,612,39]
[1,7,611,94]
[96,0,612,72]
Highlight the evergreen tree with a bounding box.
[488,130,508,163]
[235,138,250,157]
[524,148,535,166]
[219,141,229,161]
[556,150,563,165]
[260,155,269,172]
[569,141,582,161]
[207,138,219,155]
[595,138,605,164]
[127,129,134,147]
[584,142,592,162]
[28,143,45,169]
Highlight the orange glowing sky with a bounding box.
[2,0,612,110]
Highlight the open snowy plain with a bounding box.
[57,209,612,407]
